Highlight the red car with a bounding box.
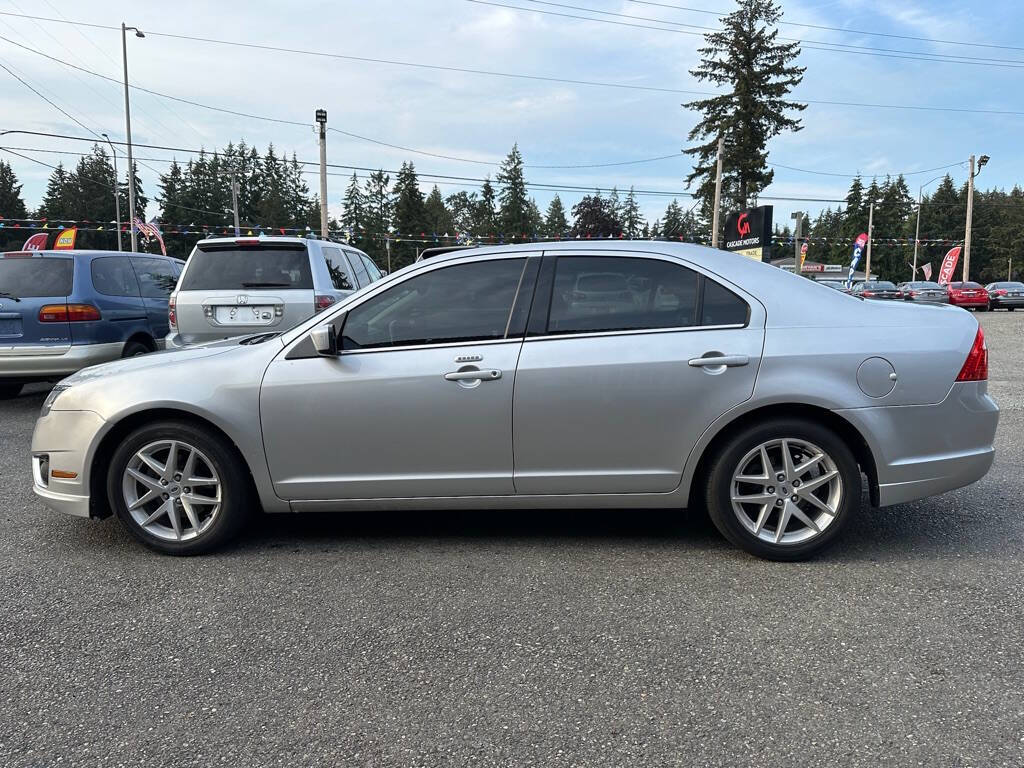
[946,281,990,311]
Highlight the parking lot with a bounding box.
[1,310,1022,767]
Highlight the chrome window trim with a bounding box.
[523,323,747,344]
[339,336,526,357]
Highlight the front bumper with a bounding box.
[0,342,124,382]
[837,381,998,507]
[31,408,108,518]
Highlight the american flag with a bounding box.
[133,217,167,257]
[922,262,933,281]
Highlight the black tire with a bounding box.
[0,382,23,399]
[121,340,151,358]
[107,420,252,555]
[1009,307,1016,312]
[704,418,861,561]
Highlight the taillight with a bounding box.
[314,294,335,312]
[862,291,874,297]
[39,304,101,322]
[956,326,988,382]
[909,291,918,296]
[995,289,1007,296]
[168,296,177,329]
[895,291,904,298]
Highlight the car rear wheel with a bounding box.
[107,421,251,555]
[705,419,861,561]
[0,383,23,399]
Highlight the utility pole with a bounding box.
[229,173,240,237]
[791,211,803,264]
[865,201,875,282]
[121,23,144,252]
[316,109,329,239]
[101,133,122,252]
[963,154,989,283]
[710,136,724,248]
[1010,257,1014,281]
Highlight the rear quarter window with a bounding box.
[0,256,74,297]
[91,256,141,297]
[179,246,313,291]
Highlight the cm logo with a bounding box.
[736,212,751,237]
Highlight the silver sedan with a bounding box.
[30,242,999,560]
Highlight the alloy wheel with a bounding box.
[730,438,843,545]
[121,439,222,542]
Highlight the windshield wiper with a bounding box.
[0,291,21,302]
[241,281,291,288]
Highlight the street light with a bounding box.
[100,133,122,252]
[963,152,989,282]
[913,173,948,278]
[121,22,144,252]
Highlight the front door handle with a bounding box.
[688,354,749,368]
[444,369,502,381]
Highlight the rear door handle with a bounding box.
[688,354,749,368]
[444,369,502,381]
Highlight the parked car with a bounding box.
[851,281,903,300]
[166,236,381,348]
[31,242,998,561]
[947,281,990,311]
[984,281,1024,311]
[814,279,849,292]
[896,281,949,304]
[0,249,183,399]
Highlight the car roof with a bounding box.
[0,249,180,260]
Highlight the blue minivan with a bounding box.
[0,250,183,398]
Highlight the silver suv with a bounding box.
[166,236,381,347]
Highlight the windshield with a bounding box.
[180,246,312,291]
[864,281,896,290]
[0,256,74,297]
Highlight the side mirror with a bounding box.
[310,322,338,356]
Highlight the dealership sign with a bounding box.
[723,205,773,262]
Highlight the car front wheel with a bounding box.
[107,421,251,554]
[705,418,861,561]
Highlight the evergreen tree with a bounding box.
[525,198,544,238]
[424,185,454,236]
[446,190,479,237]
[621,187,643,239]
[544,194,568,238]
[391,163,427,269]
[684,0,805,210]
[497,144,530,240]
[341,172,365,239]
[362,170,393,266]
[0,159,28,219]
[475,177,497,238]
[257,144,290,226]
[662,199,685,239]
[37,163,74,220]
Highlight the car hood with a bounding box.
[61,337,259,386]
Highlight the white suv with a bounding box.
[166,236,381,348]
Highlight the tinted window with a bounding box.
[0,256,73,297]
[346,250,370,287]
[342,258,527,349]
[91,256,140,297]
[863,281,896,290]
[321,247,354,291]
[548,256,699,333]
[179,246,313,291]
[360,253,383,282]
[701,278,749,326]
[961,282,983,289]
[132,258,178,298]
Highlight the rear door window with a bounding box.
[132,257,178,298]
[179,246,313,291]
[91,256,141,297]
[346,249,371,287]
[359,253,383,282]
[321,247,355,291]
[0,256,74,297]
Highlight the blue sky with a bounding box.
[0,0,1021,232]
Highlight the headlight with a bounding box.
[40,385,71,417]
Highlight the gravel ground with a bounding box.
[2,311,1023,768]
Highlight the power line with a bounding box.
[475,0,1024,68]
[622,0,1024,53]
[0,10,1021,117]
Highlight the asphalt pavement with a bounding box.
[2,310,1023,767]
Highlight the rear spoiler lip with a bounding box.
[196,241,309,252]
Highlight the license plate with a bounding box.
[215,305,274,324]
[0,318,22,337]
